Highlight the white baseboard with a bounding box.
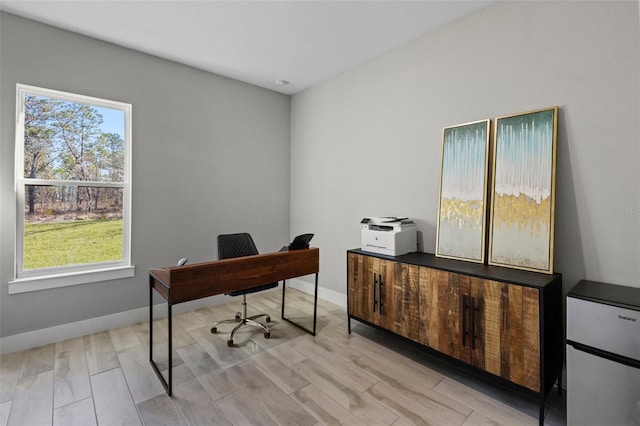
[287,278,347,307]
[0,282,346,355]
[0,293,227,355]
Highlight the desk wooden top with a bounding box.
[149,247,319,304]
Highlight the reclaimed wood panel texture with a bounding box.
[347,253,368,321]
[522,287,541,391]
[471,279,541,392]
[400,264,421,342]
[423,269,471,364]
[364,256,383,326]
[347,254,543,393]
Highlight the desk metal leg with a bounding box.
[149,280,172,396]
[281,273,318,336]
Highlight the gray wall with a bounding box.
[291,0,640,295]
[3,1,639,341]
[0,13,291,338]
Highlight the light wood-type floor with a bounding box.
[0,288,566,425]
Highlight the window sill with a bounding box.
[8,266,135,294]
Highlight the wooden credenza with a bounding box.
[347,249,562,425]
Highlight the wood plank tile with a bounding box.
[191,306,220,326]
[292,358,398,425]
[53,397,96,426]
[109,326,140,351]
[249,318,308,351]
[173,310,207,331]
[216,390,278,426]
[117,345,166,404]
[0,351,24,402]
[19,344,55,378]
[83,331,119,375]
[225,361,316,425]
[90,368,141,426]
[324,324,445,386]
[137,393,187,426]
[251,349,309,395]
[352,354,441,392]
[155,317,197,350]
[353,355,470,418]
[53,339,91,408]
[289,336,379,392]
[0,400,11,426]
[246,384,317,426]
[196,369,238,401]
[292,383,368,426]
[434,379,537,426]
[133,319,185,370]
[172,377,232,426]
[188,326,251,369]
[266,343,306,368]
[462,411,502,426]
[131,321,151,348]
[133,319,185,371]
[7,370,53,426]
[366,381,465,426]
[392,418,414,426]
[308,332,360,363]
[166,363,197,388]
[176,343,223,377]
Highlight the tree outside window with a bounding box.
[16,85,131,278]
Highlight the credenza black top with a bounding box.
[348,249,561,289]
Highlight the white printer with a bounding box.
[361,217,417,256]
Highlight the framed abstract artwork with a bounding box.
[488,107,558,273]
[436,119,491,263]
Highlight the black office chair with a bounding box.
[210,233,278,346]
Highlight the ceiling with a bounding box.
[1,0,494,95]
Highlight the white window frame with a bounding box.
[9,84,134,294]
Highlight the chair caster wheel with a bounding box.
[227,340,233,347]
[266,316,271,322]
[235,313,241,322]
[264,332,270,339]
[211,327,217,334]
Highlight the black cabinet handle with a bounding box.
[378,274,384,314]
[373,273,378,312]
[462,294,469,346]
[471,297,477,350]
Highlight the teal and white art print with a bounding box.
[436,119,490,263]
[489,107,558,273]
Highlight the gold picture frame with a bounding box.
[488,107,558,273]
[436,119,491,263]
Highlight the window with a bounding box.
[10,84,133,294]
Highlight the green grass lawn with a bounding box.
[24,219,123,270]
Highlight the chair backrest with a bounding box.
[217,233,259,260]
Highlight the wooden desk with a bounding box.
[149,247,319,395]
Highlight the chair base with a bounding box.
[210,295,271,346]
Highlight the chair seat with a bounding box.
[214,232,277,346]
[227,282,278,297]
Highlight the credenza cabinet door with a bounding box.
[347,253,391,326]
[421,268,472,363]
[347,253,372,322]
[418,268,542,392]
[471,278,541,392]
[386,263,421,342]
